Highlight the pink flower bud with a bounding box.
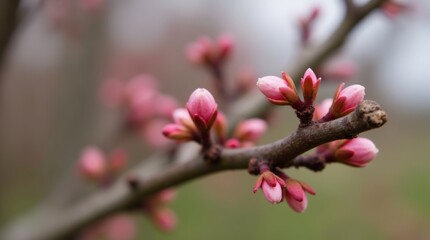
[299,7,320,45]
[122,75,158,123]
[316,139,343,155]
[79,214,136,240]
[186,34,234,65]
[172,108,196,132]
[78,147,106,180]
[186,88,218,131]
[234,118,267,143]
[142,119,173,148]
[235,66,256,95]
[313,98,332,121]
[217,34,234,60]
[382,1,409,19]
[127,90,157,123]
[154,188,177,204]
[185,36,212,64]
[256,72,299,106]
[301,68,321,105]
[262,181,283,204]
[162,124,194,141]
[124,74,158,103]
[224,138,241,148]
[102,214,136,240]
[328,83,365,119]
[284,178,316,213]
[151,208,177,232]
[253,171,286,204]
[109,148,128,173]
[321,61,356,80]
[334,138,379,167]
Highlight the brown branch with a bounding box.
[227,0,387,130]
[1,0,388,239]
[1,100,387,240]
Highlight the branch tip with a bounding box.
[355,100,387,128]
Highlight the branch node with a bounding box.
[203,144,222,164]
[247,158,260,175]
[296,105,315,127]
[126,175,140,191]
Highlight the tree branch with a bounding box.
[227,0,387,129]
[1,100,387,240]
[0,0,19,75]
[1,0,388,239]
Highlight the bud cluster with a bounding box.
[78,147,128,184]
[381,1,410,19]
[216,113,268,149]
[78,147,178,238]
[163,88,268,150]
[186,34,234,67]
[253,163,316,213]
[79,189,178,239]
[142,188,178,232]
[99,74,178,148]
[162,88,218,148]
[258,68,366,124]
[299,6,320,46]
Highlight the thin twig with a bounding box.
[0,0,19,73]
[227,0,387,131]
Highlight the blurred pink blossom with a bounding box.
[78,147,107,181]
[234,118,267,143]
[321,61,357,80]
[108,148,128,173]
[299,6,320,45]
[185,34,234,65]
[79,214,136,240]
[224,138,241,148]
[142,119,174,148]
[151,208,177,232]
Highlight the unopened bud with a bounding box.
[256,72,299,106]
[186,88,218,132]
[78,147,106,180]
[301,68,321,105]
[334,138,378,167]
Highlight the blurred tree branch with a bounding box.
[2,101,387,240]
[0,0,19,76]
[1,0,388,239]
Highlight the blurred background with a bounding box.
[1,0,430,239]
